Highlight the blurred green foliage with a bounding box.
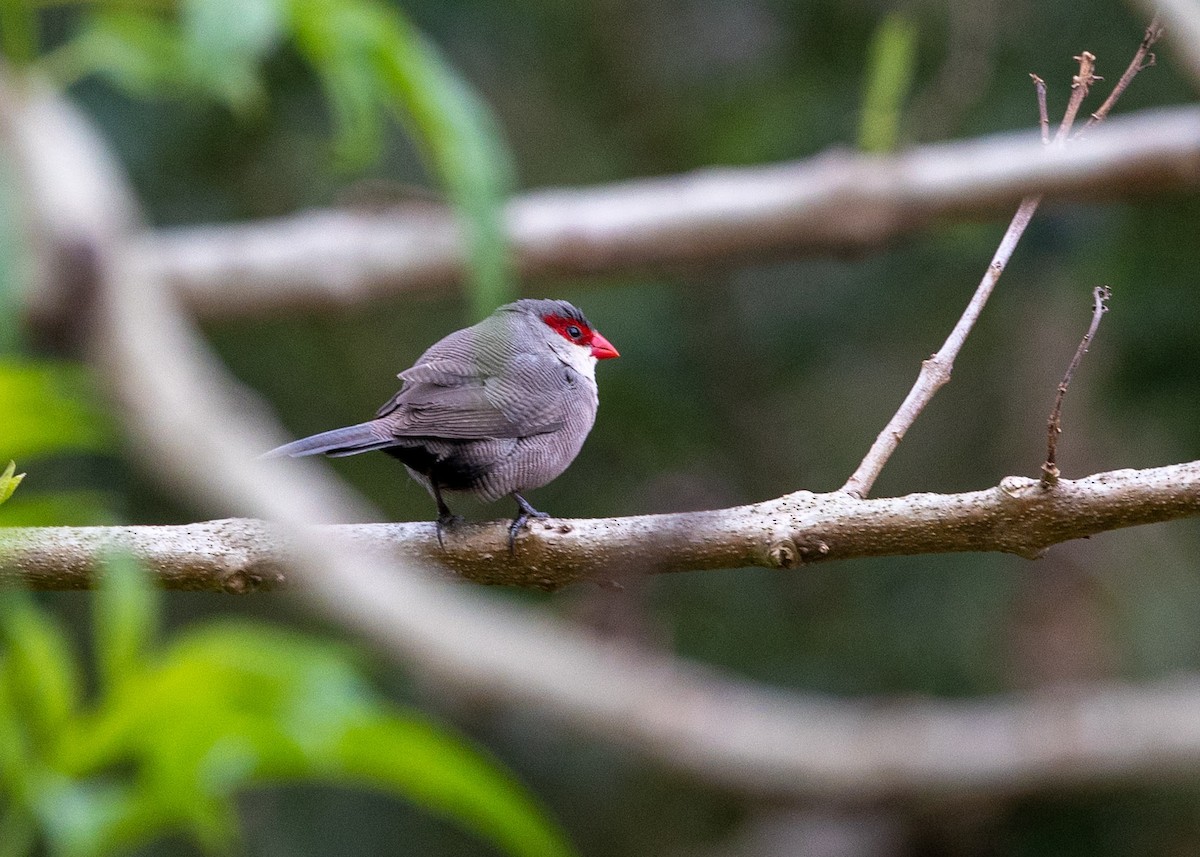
[0,556,574,857]
[43,0,515,318]
[858,12,918,152]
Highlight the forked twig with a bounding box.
[840,26,1153,499]
[1041,286,1112,487]
[1054,52,1100,144]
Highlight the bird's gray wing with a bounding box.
[376,353,571,440]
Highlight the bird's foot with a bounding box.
[436,513,464,549]
[508,494,550,555]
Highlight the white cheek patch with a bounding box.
[554,339,598,379]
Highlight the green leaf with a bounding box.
[29,775,139,857]
[327,714,576,857]
[0,652,32,795]
[291,1,388,166]
[0,2,37,68]
[858,13,918,154]
[182,0,285,111]
[291,0,516,319]
[56,11,192,97]
[0,803,36,857]
[0,593,80,750]
[0,462,23,506]
[0,361,112,461]
[94,554,159,695]
[69,622,575,857]
[372,18,516,319]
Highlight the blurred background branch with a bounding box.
[147,104,1200,318]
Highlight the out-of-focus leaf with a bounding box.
[56,11,192,96]
[0,804,36,857]
[67,621,575,857]
[327,714,575,857]
[29,775,140,857]
[94,553,159,695]
[0,594,80,749]
[291,0,516,319]
[0,462,23,506]
[373,16,515,319]
[858,12,918,153]
[0,2,36,68]
[0,653,30,792]
[182,0,285,111]
[58,0,515,319]
[291,1,387,167]
[0,362,112,461]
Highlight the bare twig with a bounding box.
[1031,73,1051,144]
[1082,14,1163,132]
[1054,52,1100,144]
[840,194,1041,498]
[1042,287,1112,486]
[1139,0,1200,90]
[842,34,1156,499]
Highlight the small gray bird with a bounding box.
[264,299,619,548]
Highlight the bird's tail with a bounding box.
[262,421,394,459]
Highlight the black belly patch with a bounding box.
[383,440,493,491]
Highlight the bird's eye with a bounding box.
[566,325,582,339]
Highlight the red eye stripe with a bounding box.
[542,314,593,345]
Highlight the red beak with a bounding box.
[590,331,620,360]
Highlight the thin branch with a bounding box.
[842,36,1156,499]
[1054,52,1100,144]
[1149,0,1200,90]
[840,193,1040,498]
[3,460,1200,591]
[1083,14,1163,131]
[1042,286,1112,486]
[141,105,1200,319]
[1031,73,1051,144]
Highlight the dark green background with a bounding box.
[16,0,1200,854]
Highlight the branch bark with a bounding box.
[4,460,1200,591]
[146,105,1200,318]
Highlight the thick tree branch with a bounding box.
[146,105,1200,318]
[4,461,1200,591]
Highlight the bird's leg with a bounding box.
[508,492,550,554]
[432,484,462,549]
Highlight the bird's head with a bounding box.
[505,299,619,375]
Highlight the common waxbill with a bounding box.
[264,299,619,547]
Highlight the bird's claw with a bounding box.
[507,509,550,555]
[436,514,464,549]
